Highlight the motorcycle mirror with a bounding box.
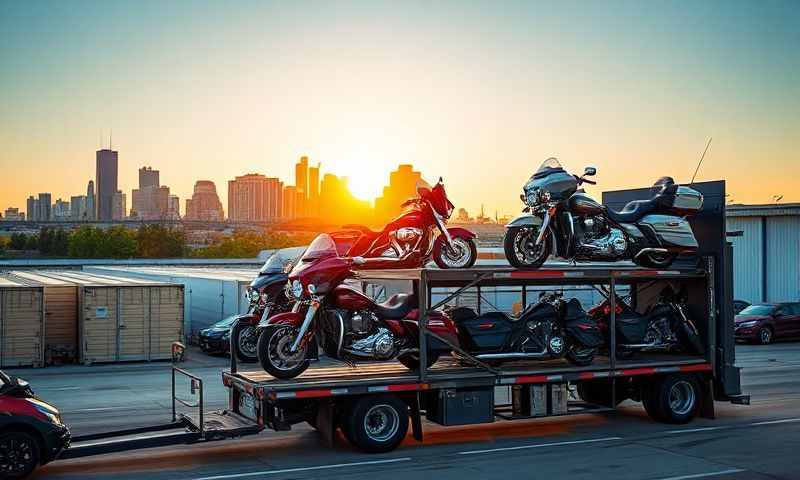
[584,166,597,176]
[519,193,525,202]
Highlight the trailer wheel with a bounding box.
[345,395,409,453]
[0,430,41,479]
[642,374,700,424]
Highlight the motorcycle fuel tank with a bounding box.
[331,285,375,310]
[567,192,604,216]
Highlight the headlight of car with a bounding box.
[291,279,303,299]
[31,402,63,425]
[738,320,758,328]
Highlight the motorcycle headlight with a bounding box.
[247,289,261,303]
[307,283,316,295]
[525,188,540,206]
[291,279,303,299]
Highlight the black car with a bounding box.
[0,370,70,479]
[198,315,238,354]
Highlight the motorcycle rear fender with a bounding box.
[446,226,477,240]
[505,214,543,229]
[258,311,302,329]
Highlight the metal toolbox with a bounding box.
[512,383,569,417]
[426,387,494,426]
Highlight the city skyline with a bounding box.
[1,1,798,216]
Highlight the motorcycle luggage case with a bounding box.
[616,312,648,344]
[639,215,698,249]
[670,186,703,214]
[426,387,494,426]
[455,311,514,351]
[563,299,604,348]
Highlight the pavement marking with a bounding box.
[653,469,745,480]
[456,436,622,455]
[68,406,135,412]
[189,458,412,480]
[749,417,800,426]
[665,426,728,434]
[39,386,81,391]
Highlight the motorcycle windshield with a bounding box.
[528,157,564,183]
[291,234,338,275]
[428,180,455,219]
[259,253,288,274]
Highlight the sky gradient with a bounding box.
[1,0,798,217]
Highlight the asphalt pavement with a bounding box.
[11,342,800,480]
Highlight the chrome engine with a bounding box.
[341,310,398,359]
[384,227,423,258]
[575,217,628,259]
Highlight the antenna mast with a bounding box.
[690,137,712,184]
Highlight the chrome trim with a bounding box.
[432,209,454,247]
[259,305,272,324]
[536,210,551,245]
[633,247,669,260]
[475,351,549,360]
[290,300,319,352]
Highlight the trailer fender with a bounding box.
[258,311,302,329]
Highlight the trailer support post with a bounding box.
[419,270,428,382]
[317,400,336,447]
[410,392,424,442]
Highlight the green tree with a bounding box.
[10,233,27,250]
[136,224,185,258]
[25,234,39,251]
[38,228,54,255]
[53,229,69,256]
[68,226,100,258]
[99,226,137,258]
[192,230,315,258]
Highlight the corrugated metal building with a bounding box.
[727,203,800,303]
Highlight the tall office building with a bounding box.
[374,164,422,223]
[86,180,96,220]
[131,166,176,220]
[168,195,180,220]
[294,156,308,217]
[2,208,24,221]
[26,196,38,221]
[185,180,225,221]
[37,193,52,221]
[227,174,282,222]
[112,191,126,220]
[282,185,297,220]
[53,199,71,221]
[71,196,87,220]
[308,163,320,218]
[138,166,159,188]
[96,149,119,221]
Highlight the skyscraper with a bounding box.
[227,174,283,222]
[70,195,87,220]
[282,185,297,220]
[308,163,320,218]
[294,156,308,217]
[112,191,126,220]
[96,149,119,221]
[37,193,52,221]
[138,166,159,188]
[53,199,71,221]
[86,180,95,220]
[131,166,175,220]
[26,196,38,221]
[185,180,225,221]
[374,164,422,223]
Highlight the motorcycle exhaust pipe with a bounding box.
[475,351,549,360]
[634,248,669,260]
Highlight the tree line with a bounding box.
[2,226,314,259]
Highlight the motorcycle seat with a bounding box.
[341,224,380,237]
[375,293,417,319]
[606,198,658,223]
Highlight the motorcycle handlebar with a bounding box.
[582,178,597,185]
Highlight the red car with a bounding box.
[0,370,70,479]
[735,302,800,344]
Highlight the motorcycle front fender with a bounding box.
[445,226,477,240]
[258,311,302,329]
[235,313,260,327]
[505,214,543,229]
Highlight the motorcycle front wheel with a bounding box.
[433,236,477,269]
[257,325,310,379]
[504,226,551,269]
[231,321,259,363]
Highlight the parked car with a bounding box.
[198,315,238,355]
[733,300,750,315]
[735,302,800,344]
[0,370,70,479]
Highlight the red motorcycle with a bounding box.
[330,178,478,269]
[255,233,459,379]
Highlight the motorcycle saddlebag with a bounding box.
[616,312,648,344]
[563,299,604,348]
[456,311,514,351]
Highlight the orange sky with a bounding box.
[1,1,798,217]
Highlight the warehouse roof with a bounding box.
[727,203,800,217]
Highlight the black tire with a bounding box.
[757,326,773,345]
[504,226,551,269]
[433,236,478,269]
[565,345,596,367]
[257,325,310,379]
[634,251,677,269]
[397,351,441,371]
[345,395,409,453]
[231,321,259,363]
[642,374,700,424]
[577,380,624,407]
[0,430,41,480]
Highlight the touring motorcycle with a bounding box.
[450,291,603,366]
[256,233,459,379]
[588,289,704,358]
[503,158,703,269]
[230,252,296,362]
[331,178,478,269]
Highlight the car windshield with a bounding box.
[213,315,238,328]
[738,305,775,316]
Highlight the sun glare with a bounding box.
[347,169,384,201]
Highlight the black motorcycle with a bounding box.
[589,289,705,358]
[230,252,295,362]
[503,157,703,269]
[450,292,603,366]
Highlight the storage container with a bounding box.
[512,383,569,417]
[426,387,494,426]
[0,275,44,368]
